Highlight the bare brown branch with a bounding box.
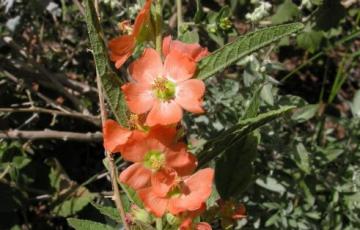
[0,107,101,126]
[0,129,102,142]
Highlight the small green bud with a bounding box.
[219,17,232,30]
[131,205,152,224]
[165,213,181,226]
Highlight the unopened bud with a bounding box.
[131,205,152,224]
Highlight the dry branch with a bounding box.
[0,129,102,142]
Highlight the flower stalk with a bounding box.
[155,0,163,54]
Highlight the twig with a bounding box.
[0,129,103,142]
[0,107,101,126]
[73,0,85,16]
[3,70,74,113]
[92,1,130,229]
[176,0,182,36]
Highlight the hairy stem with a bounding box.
[155,0,163,54]
[176,0,182,36]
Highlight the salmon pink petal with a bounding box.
[179,218,193,230]
[175,79,205,113]
[166,144,197,176]
[148,125,177,147]
[103,119,132,153]
[109,35,135,69]
[132,0,152,36]
[151,168,178,197]
[162,35,171,57]
[119,163,151,190]
[146,100,183,126]
[129,48,162,85]
[122,136,165,162]
[138,188,168,217]
[195,222,212,230]
[121,83,154,114]
[162,36,210,61]
[164,50,196,83]
[171,168,214,213]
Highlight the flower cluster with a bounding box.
[103,1,213,229]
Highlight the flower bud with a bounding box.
[131,205,152,224]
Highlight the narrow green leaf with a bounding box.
[67,218,113,230]
[196,23,304,80]
[198,106,295,167]
[215,133,259,199]
[91,203,122,223]
[84,0,128,126]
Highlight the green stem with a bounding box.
[156,218,163,230]
[155,0,163,54]
[176,0,182,36]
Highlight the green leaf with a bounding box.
[256,177,286,194]
[291,104,319,123]
[350,90,360,117]
[198,106,295,167]
[52,187,95,217]
[67,218,113,230]
[91,203,122,223]
[215,133,259,199]
[297,30,323,53]
[179,30,199,44]
[293,143,311,175]
[196,23,304,80]
[84,0,128,126]
[260,83,274,106]
[271,0,300,24]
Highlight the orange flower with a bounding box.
[122,48,205,126]
[179,203,212,230]
[109,0,152,69]
[119,126,197,190]
[180,220,212,230]
[163,36,209,62]
[102,119,133,153]
[138,168,214,217]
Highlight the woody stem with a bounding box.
[93,3,130,230]
[176,0,182,36]
[155,0,163,54]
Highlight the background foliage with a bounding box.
[0,0,359,229]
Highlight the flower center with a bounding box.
[152,77,176,101]
[167,185,182,198]
[143,150,165,171]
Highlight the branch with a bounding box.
[0,129,102,142]
[0,107,101,126]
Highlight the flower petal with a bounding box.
[175,79,205,113]
[195,222,212,230]
[119,163,151,190]
[151,167,178,197]
[122,135,164,162]
[166,143,197,176]
[162,35,171,57]
[138,187,168,217]
[164,50,196,82]
[132,0,152,37]
[129,48,162,85]
[146,100,183,126]
[108,35,135,69]
[148,125,177,147]
[170,168,214,213]
[162,36,210,61]
[103,119,132,153]
[121,83,154,114]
